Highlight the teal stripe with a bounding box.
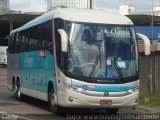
[17,16,52,32]
[75,85,137,92]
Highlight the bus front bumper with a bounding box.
[64,88,139,108]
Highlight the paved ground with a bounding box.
[0,66,160,120]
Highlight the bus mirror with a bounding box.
[58,29,68,52]
[136,33,151,55]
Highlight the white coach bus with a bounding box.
[7,8,150,114]
[0,46,7,65]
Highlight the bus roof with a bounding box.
[12,8,133,33]
[54,8,133,25]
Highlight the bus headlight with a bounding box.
[127,87,139,94]
[73,86,85,93]
[76,88,85,92]
[66,84,85,93]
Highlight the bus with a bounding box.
[0,46,7,65]
[7,8,150,114]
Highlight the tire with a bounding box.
[15,81,23,101]
[48,88,61,114]
[105,108,119,115]
[13,83,17,98]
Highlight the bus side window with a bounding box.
[15,33,22,53]
[38,39,47,50]
[21,35,29,52]
[21,36,25,52]
[18,35,22,52]
[40,21,52,51]
[46,21,53,53]
[34,24,45,50]
[26,37,30,51]
[11,33,17,53]
[8,34,13,53]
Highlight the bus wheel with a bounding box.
[105,108,119,115]
[15,82,23,101]
[49,88,61,114]
[13,84,17,97]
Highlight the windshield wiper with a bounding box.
[88,41,103,81]
[112,58,124,80]
[88,55,101,81]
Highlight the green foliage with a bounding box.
[139,93,160,106]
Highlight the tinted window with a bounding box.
[9,20,53,54]
[8,34,13,53]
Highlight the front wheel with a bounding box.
[105,108,119,115]
[49,88,62,114]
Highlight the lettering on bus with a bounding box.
[24,53,34,67]
[24,58,34,67]
[104,28,130,37]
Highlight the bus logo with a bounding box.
[39,50,46,58]
[104,92,109,97]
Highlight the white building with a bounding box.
[47,0,53,11]
[119,4,136,15]
[47,0,95,11]
[0,0,9,14]
[153,5,160,11]
[120,4,160,16]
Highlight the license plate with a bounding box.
[100,100,112,105]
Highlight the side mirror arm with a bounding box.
[136,33,151,55]
[58,29,68,52]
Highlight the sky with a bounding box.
[10,0,46,12]
[10,0,160,12]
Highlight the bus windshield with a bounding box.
[67,23,138,83]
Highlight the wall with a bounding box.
[139,52,160,96]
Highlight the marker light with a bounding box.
[84,85,96,89]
